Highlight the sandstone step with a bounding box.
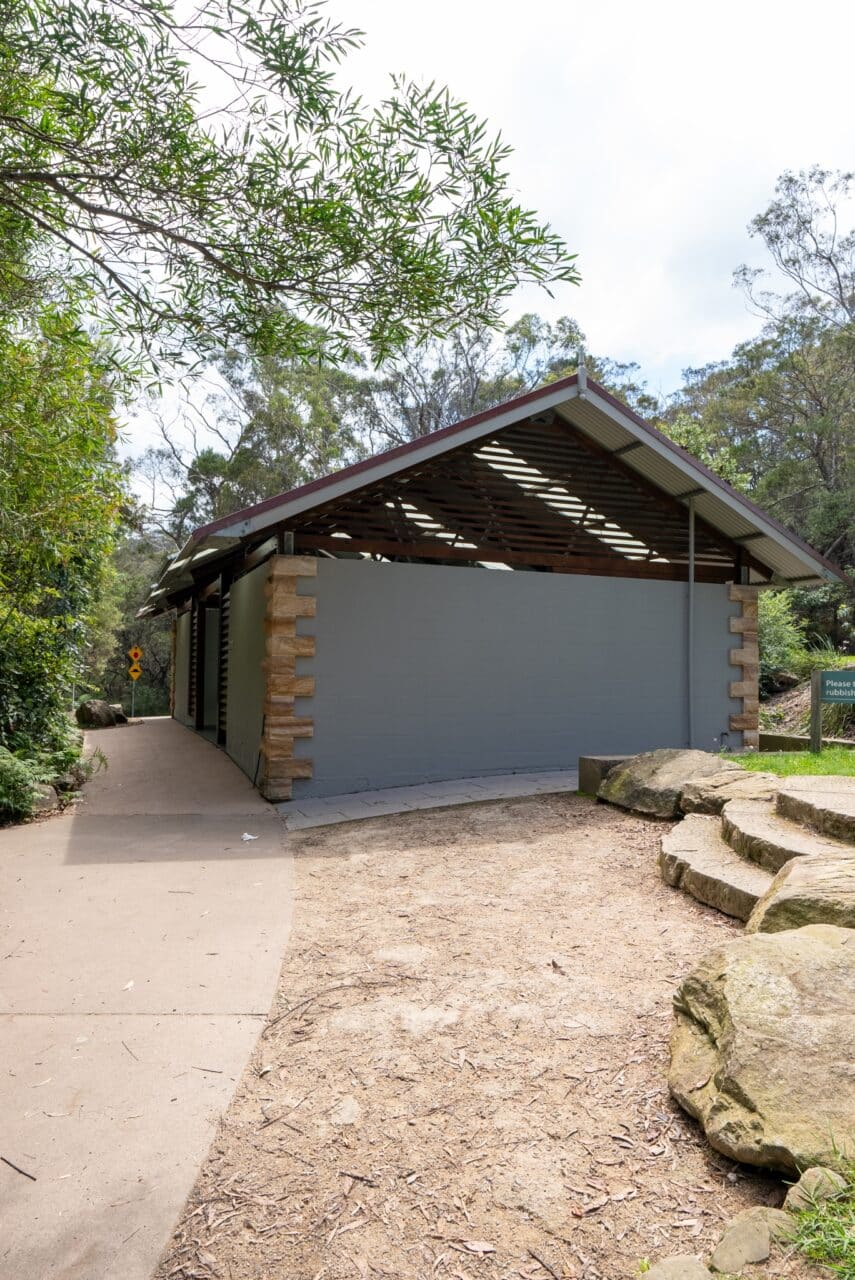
[775,777,855,844]
[721,798,854,872]
[746,846,855,933]
[659,816,774,921]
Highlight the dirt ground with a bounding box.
[156,793,818,1280]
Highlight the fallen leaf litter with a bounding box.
[156,792,820,1280]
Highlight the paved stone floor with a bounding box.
[278,768,580,829]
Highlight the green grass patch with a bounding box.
[791,1166,855,1279]
[732,747,855,777]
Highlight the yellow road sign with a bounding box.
[128,645,143,661]
[128,663,142,681]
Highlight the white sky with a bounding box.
[322,0,854,396]
[125,0,855,464]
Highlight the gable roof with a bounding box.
[140,372,847,614]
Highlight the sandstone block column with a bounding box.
[258,555,316,801]
[728,583,760,750]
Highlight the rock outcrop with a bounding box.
[75,699,117,728]
[598,749,742,819]
[777,776,855,843]
[747,849,855,933]
[669,924,855,1173]
[721,796,849,872]
[680,768,779,815]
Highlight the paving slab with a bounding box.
[280,769,580,830]
[1,1013,261,1280]
[0,718,293,1280]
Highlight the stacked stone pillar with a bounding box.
[258,555,316,801]
[728,583,760,749]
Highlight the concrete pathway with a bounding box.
[279,768,580,829]
[0,719,293,1280]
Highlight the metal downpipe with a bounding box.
[687,497,695,747]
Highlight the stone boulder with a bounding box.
[783,1166,847,1211]
[32,783,59,815]
[108,703,128,725]
[709,1213,771,1273]
[669,924,855,1173]
[680,768,779,815]
[75,699,117,728]
[53,762,88,793]
[709,1206,794,1273]
[729,1205,794,1244]
[598,749,743,818]
[746,849,855,933]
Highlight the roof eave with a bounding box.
[573,385,847,587]
[143,371,847,607]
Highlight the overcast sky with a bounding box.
[321,0,854,398]
[127,0,854,469]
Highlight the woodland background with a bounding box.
[1,1,852,792]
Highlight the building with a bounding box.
[140,372,844,801]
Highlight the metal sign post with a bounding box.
[809,669,822,754]
[128,646,143,718]
[810,668,855,753]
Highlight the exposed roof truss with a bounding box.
[290,414,747,582]
[140,373,846,617]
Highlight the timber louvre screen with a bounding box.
[187,604,199,722]
[217,590,230,746]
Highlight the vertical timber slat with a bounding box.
[169,615,177,716]
[258,555,317,801]
[187,605,199,721]
[194,601,207,731]
[728,583,760,749]
[217,572,231,746]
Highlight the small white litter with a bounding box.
[241,832,259,842]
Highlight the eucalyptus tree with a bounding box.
[672,169,854,571]
[0,0,580,754]
[335,313,660,450]
[0,0,578,369]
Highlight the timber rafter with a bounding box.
[281,413,762,583]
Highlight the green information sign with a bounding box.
[810,668,855,751]
[820,670,855,703]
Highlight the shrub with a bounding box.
[788,634,853,682]
[758,590,806,695]
[0,308,122,764]
[0,748,46,822]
